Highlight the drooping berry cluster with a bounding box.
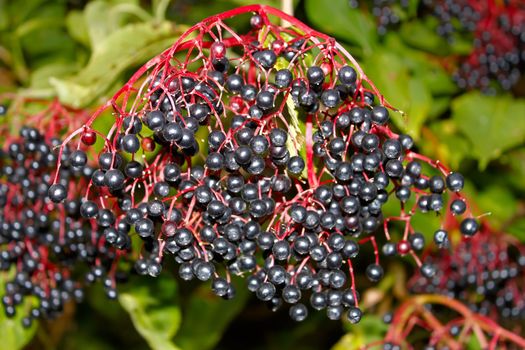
[410,223,525,326]
[424,0,525,92]
[0,100,129,327]
[50,5,478,322]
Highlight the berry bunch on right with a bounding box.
[410,223,525,326]
[424,0,525,92]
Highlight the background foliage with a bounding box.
[0,0,523,349]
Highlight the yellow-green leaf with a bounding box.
[119,277,181,350]
[50,21,183,108]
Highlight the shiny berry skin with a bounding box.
[366,264,384,282]
[460,218,479,236]
[48,184,67,203]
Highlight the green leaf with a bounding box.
[475,184,518,229]
[0,276,38,350]
[363,47,432,139]
[0,312,38,350]
[333,315,388,350]
[29,62,79,89]
[50,20,183,108]
[508,216,525,242]
[83,1,120,50]
[66,10,91,47]
[119,276,181,350]
[428,96,451,119]
[400,19,449,54]
[500,148,525,191]
[174,281,249,350]
[405,0,420,17]
[425,120,470,169]
[5,0,48,28]
[304,0,377,54]
[383,34,457,96]
[451,92,525,169]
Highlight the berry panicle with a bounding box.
[0,99,130,326]
[48,5,480,322]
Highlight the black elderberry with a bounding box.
[135,218,154,238]
[48,184,67,203]
[433,229,448,247]
[326,305,343,320]
[225,74,243,93]
[195,261,214,281]
[287,156,305,176]
[256,282,276,301]
[371,106,389,125]
[409,233,425,251]
[256,91,275,111]
[361,133,380,152]
[145,110,165,131]
[307,66,324,85]
[338,65,357,85]
[366,264,384,282]
[97,209,116,227]
[395,185,411,202]
[206,152,224,171]
[249,135,269,156]
[289,303,308,322]
[321,89,341,108]
[253,50,277,69]
[104,169,125,190]
[420,262,436,279]
[382,242,397,256]
[446,172,465,192]
[98,152,122,170]
[460,218,479,236]
[450,199,467,215]
[385,159,403,178]
[234,146,252,165]
[347,306,362,324]
[241,84,257,101]
[189,104,211,122]
[235,128,254,145]
[274,69,293,88]
[161,123,183,143]
[208,130,226,151]
[398,134,413,150]
[79,200,98,218]
[120,134,139,153]
[269,128,288,147]
[382,138,401,159]
[69,150,88,167]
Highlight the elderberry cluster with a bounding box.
[424,0,525,92]
[411,227,525,324]
[0,107,129,327]
[51,6,478,322]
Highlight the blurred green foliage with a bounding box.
[0,0,524,349]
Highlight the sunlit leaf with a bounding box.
[451,92,525,169]
[174,282,249,350]
[305,0,377,54]
[0,276,38,350]
[50,21,183,108]
[119,277,181,350]
[363,47,433,139]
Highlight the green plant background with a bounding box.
[0,0,523,349]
